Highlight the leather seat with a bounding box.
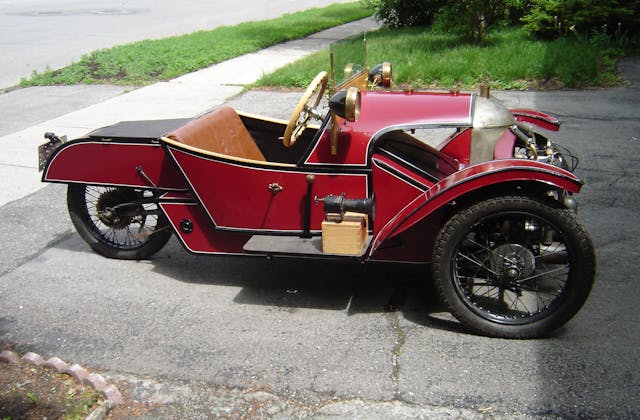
[166,106,266,162]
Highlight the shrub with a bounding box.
[361,0,447,28]
[363,0,638,45]
[363,0,530,43]
[434,1,512,44]
[522,0,640,39]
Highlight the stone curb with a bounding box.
[0,349,124,416]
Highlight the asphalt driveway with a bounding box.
[1,60,639,417]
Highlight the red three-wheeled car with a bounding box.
[39,45,595,338]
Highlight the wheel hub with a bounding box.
[490,243,536,286]
[95,189,138,229]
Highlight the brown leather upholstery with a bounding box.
[167,106,266,161]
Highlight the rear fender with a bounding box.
[42,139,187,190]
[369,159,582,256]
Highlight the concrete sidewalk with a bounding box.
[0,17,378,207]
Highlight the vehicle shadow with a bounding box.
[51,233,473,336]
[147,239,468,334]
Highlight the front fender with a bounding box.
[511,109,560,131]
[42,139,187,190]
[369,159,582,256]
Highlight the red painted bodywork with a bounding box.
[43,141,186,190]
[305,91,473,166]
[439,129,472,166]
[370,159,582,256]
[40,89,583,262]
[370,155,430,230]
[512,109,561,131]
[493,130,518,160]
[166,145,368,232]
[160,198,252,255]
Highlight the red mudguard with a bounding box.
[511,109,561,131]
[369,159,582,257]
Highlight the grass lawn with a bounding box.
[22,0,629,91]
[20,3,371,87]
[254,26,627,90]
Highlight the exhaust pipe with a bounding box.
[317,194,375,220]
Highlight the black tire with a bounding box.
[67,184,172,260]
[432,196,596,338]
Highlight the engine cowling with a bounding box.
[469,96,516,164]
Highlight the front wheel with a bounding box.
[432,196,596,338]
[67,184,172,260]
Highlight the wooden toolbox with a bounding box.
[321,212,368,255]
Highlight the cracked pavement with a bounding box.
[1,59,640,417]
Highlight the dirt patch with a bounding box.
[0,361,103,419]
[527,78,567,90]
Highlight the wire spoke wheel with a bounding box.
[67,184,172,259]
[455,216,568,322]
[433,196,595,338]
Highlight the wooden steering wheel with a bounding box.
[282,71,328,147]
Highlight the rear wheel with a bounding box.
[67,184,172,260]
[432,196,595,338]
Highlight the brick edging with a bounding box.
[0,349,124,407]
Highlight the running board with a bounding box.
[243,235,372,258]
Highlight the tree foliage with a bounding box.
[363,0,526,43]
[433,1,515,44]
[522,0,639,39]
[361,0,447,28]
[363,0,639,42]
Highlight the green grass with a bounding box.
[254,26,627,90]
[23,2,627,91]
[20,3,371,86]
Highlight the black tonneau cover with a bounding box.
[88,118,192,140]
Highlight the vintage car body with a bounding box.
[42,91,579,261]
[39,42,595,338]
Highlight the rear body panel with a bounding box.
[42,119,191,190]
[42,140,187,191]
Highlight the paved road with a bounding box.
[0,0,352,90]
[1,59,639,417]
[0,18,380,209]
